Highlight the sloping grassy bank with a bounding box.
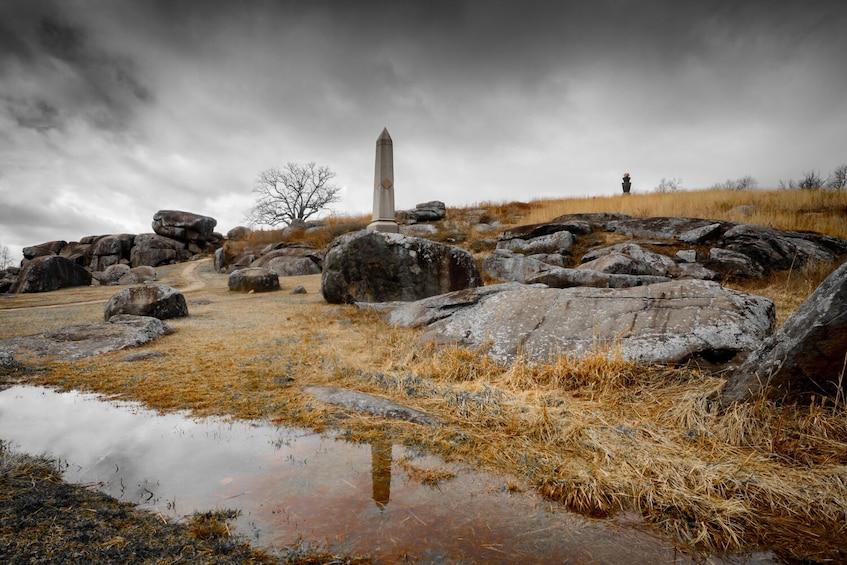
[2,188,847,561]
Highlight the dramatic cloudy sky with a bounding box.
[1,0,846,261]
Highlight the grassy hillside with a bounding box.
[3,188,847,562]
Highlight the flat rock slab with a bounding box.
[303,385,439,426]
[388,280,775,368]
[0,315,172,364]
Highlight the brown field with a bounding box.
[2,188,847,562]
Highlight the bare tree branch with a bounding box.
[245,162,341,227]
[828,164,847,190]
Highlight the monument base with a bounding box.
[367,220,400,233]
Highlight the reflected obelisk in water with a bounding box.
[370,439,392,509]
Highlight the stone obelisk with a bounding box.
[368,127,399,233]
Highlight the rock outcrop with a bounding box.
[10,255,92,293]
[388,280,775,369]
[228,267,280,293]
[89,234,134,271]
[322,230,482,304]
[130,234,191,268]
[104,284,188,321]
[152,210,217,243]
[22,240,67,259]
[0,315,173,362]
[720,259,847,404]
[11,210,221,293]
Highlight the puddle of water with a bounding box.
[0,385,770,564]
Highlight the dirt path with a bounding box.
[0,259,212,312]
[170,258,210,293]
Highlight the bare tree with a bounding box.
[655,177,682,192]
[246,162,341,227]
[0,244,14,269]
[827,164,847,189]
[711,175,758,190]
[798,170,824,189]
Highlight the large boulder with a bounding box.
[100,264,132,285]
[388,279,775,368]
[720,260,847,404]
[321,230,482,304]
[22,240,67,260]
[130,234,190,267]
[10,255,92,293]
[228,267,280,293]
[226,226,251,241]
[104,284,188,321]
[122,266,158,285]
[152,210,217,242]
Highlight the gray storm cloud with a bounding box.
[1,0,846,262]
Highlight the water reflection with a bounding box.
[0,386,771,564]
[371,439,392,509]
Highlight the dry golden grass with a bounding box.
[3,188,847,561]
[520,187,847,240]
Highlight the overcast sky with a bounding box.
[2,0,846,261]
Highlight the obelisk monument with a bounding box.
[368,127,399,233]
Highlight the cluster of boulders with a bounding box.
[481,214,847,288]
[321,212,847,406]
[2,210,220,293]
